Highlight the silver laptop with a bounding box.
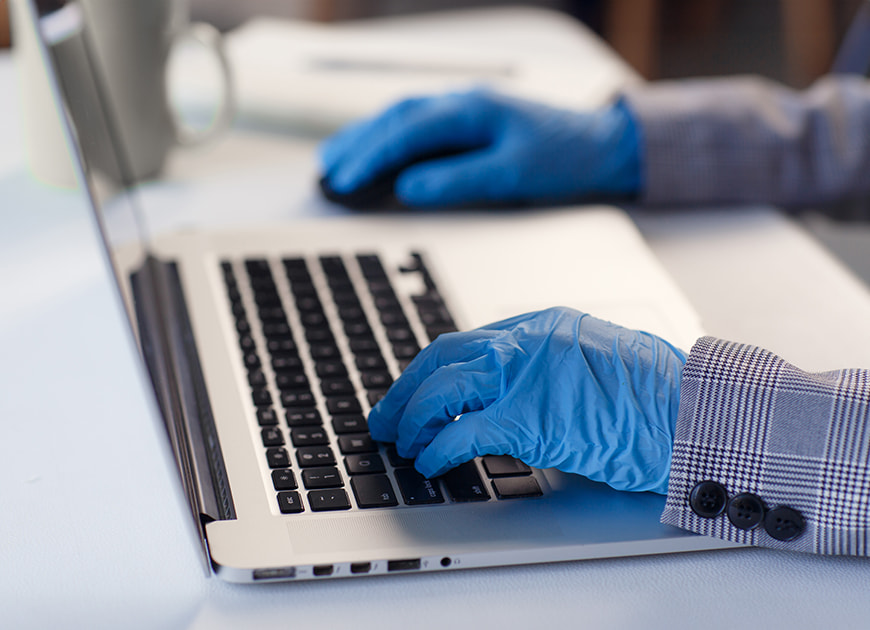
[26,0,735,583]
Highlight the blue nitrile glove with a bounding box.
[319,90,642,207]
[368,307,685,494]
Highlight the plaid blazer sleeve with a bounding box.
[661,337,870,555]
[622,75,870,208]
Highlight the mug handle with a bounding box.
[170,22,235,146]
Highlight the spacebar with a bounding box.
[440,461,490,502]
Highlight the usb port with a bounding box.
[387,558,421,572]
[312,564,334,577]
[350,562,372,574]
[252,567,296,581]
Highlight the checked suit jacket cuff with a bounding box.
[662,337,870,555]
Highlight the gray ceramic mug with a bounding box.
[69,0,234,181]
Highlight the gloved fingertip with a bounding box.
[414,449,450,479]
[328,166,364,194]
[366,409,397,443]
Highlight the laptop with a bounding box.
[25,0,736,583]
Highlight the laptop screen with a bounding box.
[32,0,151,314]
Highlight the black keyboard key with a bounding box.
[300,311,329,329]
[297,446,336,467]
[272,469,297,490]
[349,337,380,355]
[351,475,398,508]
[344,322,373,338]
[302,466,344,489]
[385,445,415,468]
[266,338,297,354]
[277,491,304,514]
[338,433,377,454]
[253,291,282,307]
[355,355,386,371]
[257,407,279,426]
[361,371,392,389]
[238,334,256,353]
[492,476,543,499]
[338,304,366,322]
[281,390,315,408]
[235,318,251,334]
[258,305,286,321]
[326,396,362,415]
[282,257,309,275]
[332,414,368,434]
[310,343,341,361]
[440,461,489,502]
[320,378,355,397]
[308,489,351,511]
[245,258,272,276]
[290,282,317,298]
[315,360,347,378]
[272,354,303,372]
[243,351,261,370]
[392,342,421,359]
[248,369,267,388]
[345,453,386,475]
[305,327,334,343]
[290,426,330,447]
[368,281,395,298]
[261,426,285,447]
[285,408,322,427]
[262,322,293,339]
[371,291,398,307]
[481,455,532,478]
[319,255,347,275]
[266,447,292,469]
[251,388,273,406]
[385,327,415,343]
[275,371,309,391]
[294,295,322,313]
[378,307,407,324]
[356,254,386,278]
[394,468,445,505]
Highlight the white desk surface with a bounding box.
[3,8,870,630]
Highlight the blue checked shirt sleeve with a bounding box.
[662,337,870,554]
[623,75,870,207]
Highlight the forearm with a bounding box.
[663,336,870,555]
[624,75,870,207]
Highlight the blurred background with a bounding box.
[1,0,868,284]
[186,0,866,88]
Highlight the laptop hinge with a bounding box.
[131,255,237,556]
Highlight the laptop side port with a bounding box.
[350,562,372,574]
[387,558,421,572]
[252,567,296,581]
[312,564,334,577]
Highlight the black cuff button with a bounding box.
[764,506,805,541]
[689,480,728,518]
[726,493,765,530]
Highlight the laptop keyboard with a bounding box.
[220,252,543,515]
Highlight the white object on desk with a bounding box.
[213,8,639,132]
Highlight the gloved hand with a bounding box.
[319,90,642,207]
[368,307,685,494]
